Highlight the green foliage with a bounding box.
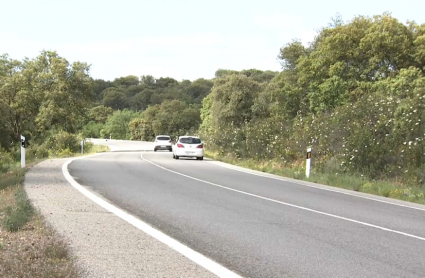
[156,77,179,88]
[278,39,307,70]
[81,121,105,138]
[92,79,114,101]
[199,13,425,190]
[0,51,94,151]
[113,75,139,87]
[41,131,81,155]
[130,100,201,140]
[131,89,155,111]
[34,52,95,134]
[0,149,14,173]
[215,69,239,78]
[211,74,261,127]
[29,143,50,159]
[186,78,214,103]
[102,87,128,110]
[88,105,114,123]
[291,13,423,114]
[0,168,25,191]
[129,117,155,141]
[101,109,140,140]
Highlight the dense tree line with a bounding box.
[1,13,424,187]
[0,53,215,152]
[200,13,425,184]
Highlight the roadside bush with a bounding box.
[0,149,14,173]
[81,121,104,138]
[43,131,80,155]
[24,143,49,160]
[82,142,94,152]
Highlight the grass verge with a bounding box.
[205,151,425,205]
[0,164,84,277]
[0,141,109,277]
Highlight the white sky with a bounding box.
[1,0,424,81]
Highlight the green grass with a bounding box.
[86,144,110,153]
[0,156,84,277]
[2,186,35,232]
[205,151,425,205]
[0,167,26,191]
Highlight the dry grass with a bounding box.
[0,145,110,277]
[0,166,84,278]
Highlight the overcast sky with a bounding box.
[1,0,424,81]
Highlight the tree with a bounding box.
[287,13,422,113]
[410,22,425,69]
[278,40,307,70]
[113,75,139,87]
[214,69,239,78]
[140,75,156,88]
[92,79,114,102]
[88,105,114,123]
[0,51,94,147]
[209,74,261,128]
[34,51,95,134]
[185,78,213,103]
[129,100,201,140]
[102,87,129,110]
[359,13,414,79]
[129,117,155,140]
[101,109,140,139]
[131,89,155,111]
[0,54,23,148]
[156,77,178,88]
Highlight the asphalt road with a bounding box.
[69,143,425,278]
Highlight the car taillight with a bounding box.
[197,144,203,149]
[177,143,184,148]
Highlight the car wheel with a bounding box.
[169,148,172,152]
[198,156,203,161]
[154,148,157,152]
[172,154,175,159]
[175,155,179,159]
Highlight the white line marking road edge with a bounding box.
[207,161,425,212]
[141,153,425,242]
[62,155,243,278]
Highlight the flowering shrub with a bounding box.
[201,82,425,185]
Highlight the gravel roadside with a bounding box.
[24,158,218,278]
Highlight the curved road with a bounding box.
[69,140,425,277]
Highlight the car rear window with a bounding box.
[157,136,170,140]
[180,137,201,144]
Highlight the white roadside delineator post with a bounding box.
[306,147,312,178]
[20,134,26,168]
[81,140,84,154]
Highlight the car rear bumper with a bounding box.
[154,144,172,150]
[155,146,172,149]
[174,148,204,157]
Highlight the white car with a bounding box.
[172,136,204,160]
[153,135,173,152]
